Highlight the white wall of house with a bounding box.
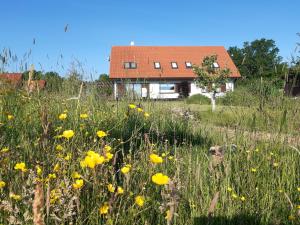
[114,79,235,99]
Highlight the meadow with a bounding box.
[0,82,299,225]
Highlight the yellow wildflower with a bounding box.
[9,193,22,201]
[53,163,60,172]
[104,145,112,152]
[255,148,259,152]
[80,113,88,119]
[135,195,145,207]
[251,168,257,173]
[297,187,300,192]
[121,164,131,174]
[288,215,295,221]
[7,115,14,120]
[50,189,61,204]
[162,153,166,157]
[72,179,84,189]
[55,144,63,151]
[152,173,169,185]
[107,184,115,193]
[240,196,246,201]
[62,130,74,139]
[48,173,56,179]
[144,112,150,118]
[0,181,6,188]
[80,151,105,169]
[117,186,124,194]
[137,107,143,112]
[64,153,72,161]
[1,147,9,153]
[36,165,42,175]
[14,162,27,172]
[97,130,107,138]
[105,152,114,162]
[273,162,279,167]
[58,113,67,120]
[297,205,300,209]
[227,187,233,192]
[165,210,172,221]
[278,189,284,193]
[231,193,238,199]
[71,172,81,179]
[168,156,174,160]
[129,104,136,109]
[150,153,163,164]
[99,202,109,214]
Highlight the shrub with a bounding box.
[186,94,211,105]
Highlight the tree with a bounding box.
[98,73,110,82]
[193,55,230,111]
[228,38,283,78]
[44,71,63,92]
[22,70,44,80]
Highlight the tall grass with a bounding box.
[0,81,299,225]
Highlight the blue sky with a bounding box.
[0,0,299,79]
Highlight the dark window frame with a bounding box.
[154,62,161,69]
[124,62,137,69]
[185,61,192,69]
[171,62,178,69]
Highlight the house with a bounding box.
[0,73,23,87]
[109,46,241,99]
[0,73,46,90]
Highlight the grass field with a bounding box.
[0,86,299,225]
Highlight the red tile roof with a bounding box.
[0,73,22,85]
[110,46,241,79]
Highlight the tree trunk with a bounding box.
[211,91,216,112]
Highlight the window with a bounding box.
[154,62,161,69]
[213,62,219,68]
[124,62,137,69]
[171,62,178,69]
[160,83,175,93]
[185,62,192,68]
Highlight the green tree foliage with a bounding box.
[193,55,230,111]
[98,73,110,82]
[44,71,64,92]
[228,38,285,78]
[22,70,44,80]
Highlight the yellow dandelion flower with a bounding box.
[152,173,169,185]
[162,153,166,157]
[97,130,107,138]
[251,168,257,173]
[227,187,233,192]
[1,147,9,153]
[80,151,105,169]
[0,181,6,188]
[99,202,109,215]
[104,145,112,152]
[255,148,259,152]
[121,164,131,174]
[231,193,238,199]
[7,115,14,120]
[105,152,114,162]
[129,104,136,109]
[80,113,88,119]
[9,193,22,201]
[288,215,295,221]
[137,107,143,112]
[55,144,63,151]
[117,186,124,194]
[53,163,60,172]
[48,173,56,179]
[14,162,27,172]
[165,210,172,221]
[144,112,150,118]
[62,130,74,139]
[168,156,174,160]
[71,172,81,179]
[150,153,163,164]
[135,195,145,207]
[64,153,72,161]
[58,113,67,120]
[107,184,115,193]
[240,196,246,201]
[273,162,279,167]
[36,165,42,175]
[72,179,84,189]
